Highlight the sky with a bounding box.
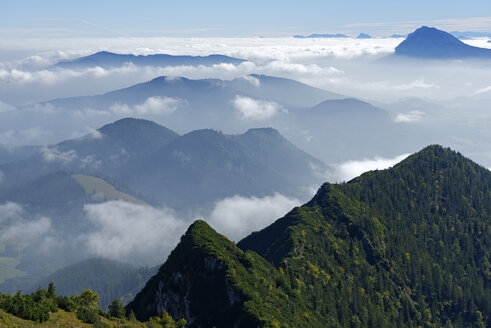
[2,1,491,38]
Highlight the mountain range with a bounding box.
[128,145,491,327]
[28,74,435,164]
[53,51,244,70]
[0,118,327,209]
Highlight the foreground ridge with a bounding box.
[129,145,491,327]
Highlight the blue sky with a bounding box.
[2,0,491,37]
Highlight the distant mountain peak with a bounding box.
[98,117,178,137]
[395,26,491,59]
[356,33,372,39]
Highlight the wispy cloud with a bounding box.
[345,16,491,34]
[81,200,187,265]
[110,96,183,116]
[233,95,285,120]
[474,85,491,95]
[333,153,411,182]
[0,202,52,251]
[207,193,301,241]
[394,110,425,123]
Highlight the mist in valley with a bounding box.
[1,31,491,295]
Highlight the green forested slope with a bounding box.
[129,145,490,327]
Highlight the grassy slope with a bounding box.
[72,174,146,205]
[0,309,145,328]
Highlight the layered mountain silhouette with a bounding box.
[395,26,491,59]
[44,74,343,112]
[53,51,244,69]
[128,145,491,327]
[0,118,327,209]
[0,117,328,295]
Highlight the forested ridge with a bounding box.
[1,145,489,327]
[130,145,490,327]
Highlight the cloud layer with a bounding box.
[81,201,188,265]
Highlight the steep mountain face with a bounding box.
[127,220,287,327]
[53,51,244,69]
[32,258,157,310]
[395,26,491,59]
[129,145,490,327]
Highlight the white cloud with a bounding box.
[394,110,425,123]
[85,128,103,139]
[134,96,181,115]
[0,127,52,148]
[242,75,260,87]
[0,202,24,224]
[207,193,300,241]
[81,200,188,266]
[333,153,411,182]
[40,146,77,164]
[474,85,491,95]
[110,96,182,116]
[0,202,52,250]
[233,95,284,120]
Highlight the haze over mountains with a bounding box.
[53,51,245,70]
[0,21,491,325]
[0,117,328,294]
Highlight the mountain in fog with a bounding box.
[287,98,428,164]
[53,51,244,69]
[0,145,41,165]
[129,127,327,208]
[35,74,343,135]
[45,74,342,111]
[0,118,327,209]
[0,118,179,187]
[355,33,372,39]
[395,26,491,59]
